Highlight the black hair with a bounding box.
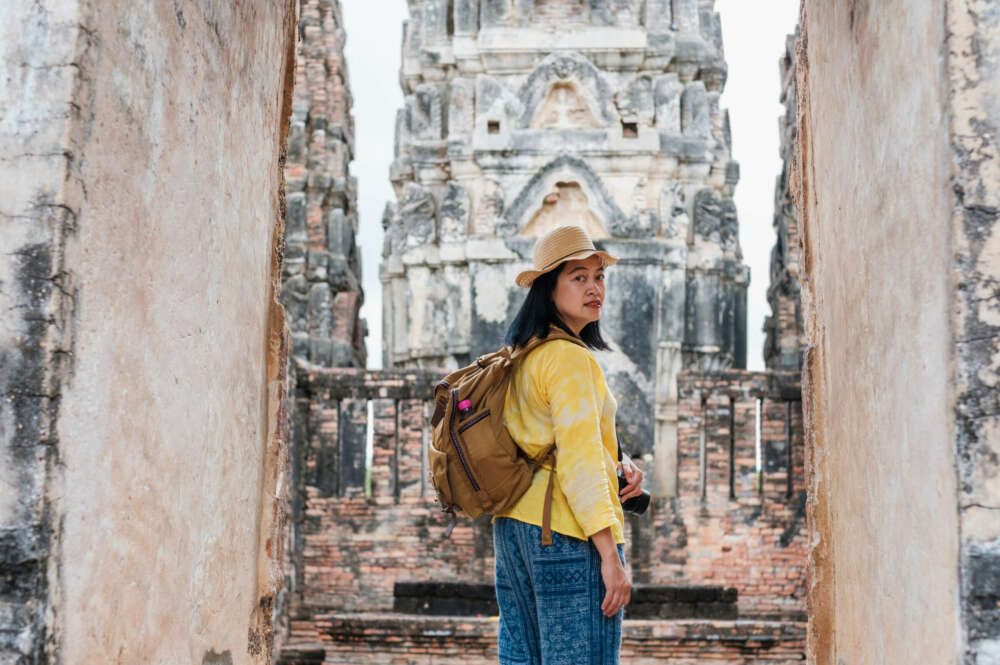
[504,262,610,351]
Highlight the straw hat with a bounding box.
[514,225,619,287]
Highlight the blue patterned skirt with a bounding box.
[493,517,623,665]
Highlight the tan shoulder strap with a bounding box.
[530,444,558,546]
[509,325,587,363]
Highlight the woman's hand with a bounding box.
[619,454,644,501]
[591,527,631,617]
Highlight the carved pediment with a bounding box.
[504,155,625,236]
[520,182,608,238]
[531,83,601,129]
[516,52,617,129]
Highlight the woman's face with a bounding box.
[552,254,606,335]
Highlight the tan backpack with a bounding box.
[428,328,585,545]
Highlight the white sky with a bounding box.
[342,1,801,370]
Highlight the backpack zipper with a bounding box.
[449,389,481,492]
[457,409,490,433]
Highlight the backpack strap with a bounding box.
[530,444,558,546]
[508,325,586,362]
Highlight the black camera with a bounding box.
[617,473,651,516]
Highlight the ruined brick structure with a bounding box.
[380,0,750,491]
[763,32,804,372]
[281,364,806,663]
[282,0,366,369]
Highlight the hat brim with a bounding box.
[514,249,619,288]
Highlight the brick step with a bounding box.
[279,613,807,665]
[392,581,738,619]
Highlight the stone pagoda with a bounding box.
[381,0,748,488]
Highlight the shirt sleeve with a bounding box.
[537,341,619,538]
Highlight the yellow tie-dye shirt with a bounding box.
[499,335,625,544]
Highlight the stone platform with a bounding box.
[280,614,807,665]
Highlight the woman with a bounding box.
[494,224,645,665]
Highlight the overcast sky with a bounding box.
[342,1,801,370]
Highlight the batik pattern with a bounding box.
[494,517,623,665]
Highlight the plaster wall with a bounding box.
[796,2,961,663]
[2,1,297,663]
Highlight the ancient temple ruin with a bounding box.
[381,0,749,489]
[279,3,807,663]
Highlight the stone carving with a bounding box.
[516,52,616,128]
[659,182,688,240]
[654,74,683,133]
[476,75,522,135]
[475,179,504,235]
[616,76,654,124]
[406,84,444,141]
[719,196,739,254]
[505,155,625,234]
[532,83,601,129]
[521,182,608,238]
[382,201,398,258]
[455,0,480,34]
[400,183,437,247]
[643,0,673,32]
[440,182,471,242]
[692,187,737,252]
[448,78,476,139]
[422,0,449,46]
[671,0,699,34]
[692,188,721,242]
[682,81,710,139]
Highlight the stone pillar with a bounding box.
[283,0,366,369]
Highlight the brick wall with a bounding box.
[285,363,806,621]
[648,370,807,617]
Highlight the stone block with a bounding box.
[654,73,682,133]
[681,80,710,139]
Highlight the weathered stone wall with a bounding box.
[283,365,805,623]
[0,2,297,663]
[282,0,366,369]
[764,31,803,372]
[795,1,1000,663]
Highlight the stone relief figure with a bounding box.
[532,82,601,129]
[405,84,443,141]
[448,78,475,139]
[692,188,722,243]
[381,201,398,259]
[520,181,608,238]
[400,182,437,247]
[659,182,688,240]
[616,76,654,125]
[653,74,683,133]
[719,197,739,254]
[280,274,309,334]
[611,177,660,237]
[440,182,471,242]
[474,179,505,235]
